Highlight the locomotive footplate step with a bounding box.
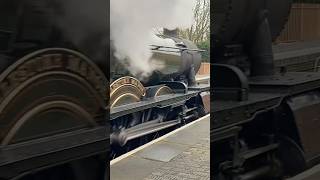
[287,164,320,180]
[110,114,210,180]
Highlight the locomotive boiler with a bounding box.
[110,32,210,157]
[0,1,107,179]
[212,0,320,179]
[110,35,202,86]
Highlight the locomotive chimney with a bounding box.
[163,28,179,37]
[249,10,275,76]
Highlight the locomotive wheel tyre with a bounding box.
[110,88,141,108]
[0,48,106,145]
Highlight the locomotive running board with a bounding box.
[110,88,209,120]
[0,126,107,179]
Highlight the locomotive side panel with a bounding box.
[0,0,108,179]
[212,0,320,179]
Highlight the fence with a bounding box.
[197,62,210,75]
[277,3,320,42]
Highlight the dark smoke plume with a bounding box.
[51,0,108,74]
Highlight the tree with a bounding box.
[197,40,210,62]
[178,0,210,44]
[154,0,210,62]
[179,0,210,62]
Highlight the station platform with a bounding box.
[288,164,320,180]
[110,114,210,180]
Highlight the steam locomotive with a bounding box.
[110,30,210,157]
[213,0,320,179]
[0,1,107,179]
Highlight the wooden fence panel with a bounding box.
[277,3,320,42]
[197,63,210,75]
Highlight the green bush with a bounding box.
[197,40,210,62]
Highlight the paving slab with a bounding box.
[110,115,210,180]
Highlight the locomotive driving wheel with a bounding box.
[110,76,145,133]
[0,48,106,179]
[137,85,175,144]
[110,79,177,158]
[151,85,174,97]
[110,76,145,108]
[110,77,145,157]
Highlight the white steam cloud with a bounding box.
[110,0,196,78]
